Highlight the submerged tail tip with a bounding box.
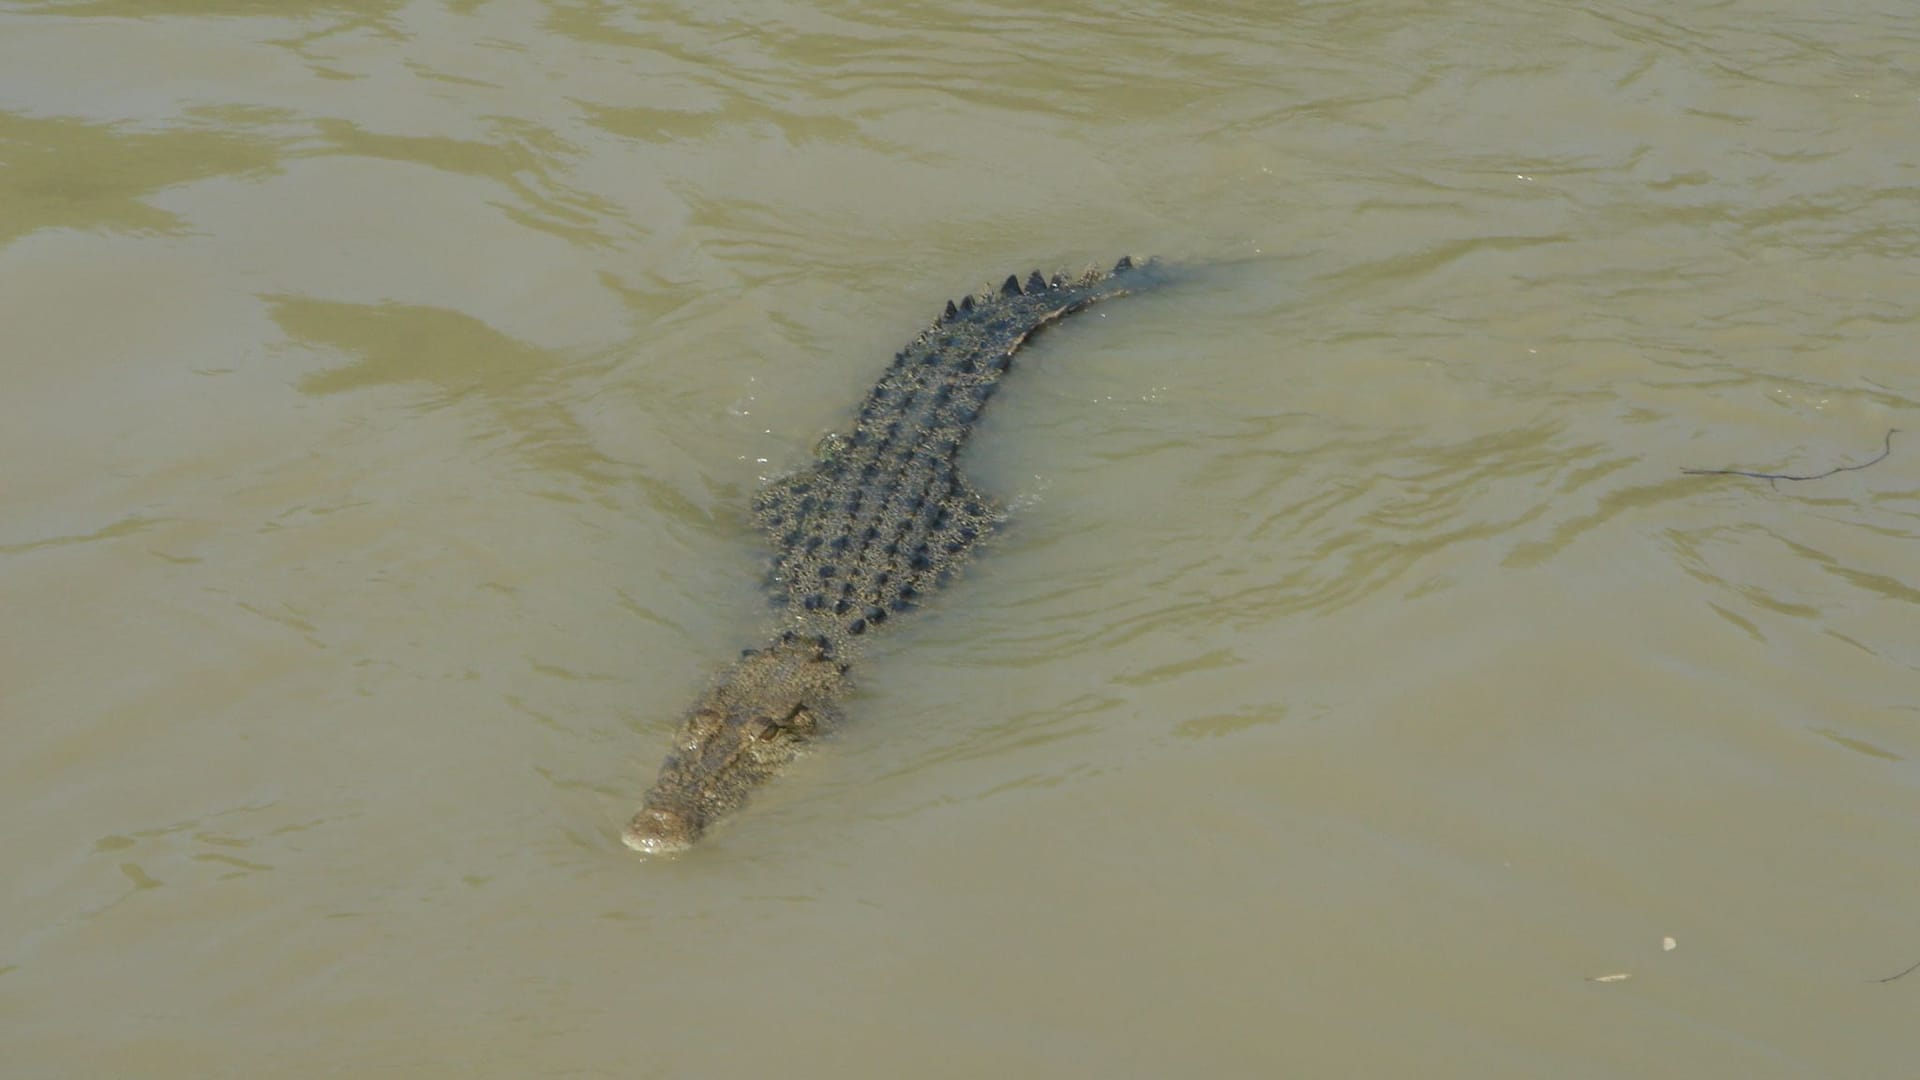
[1109,253,1171,279]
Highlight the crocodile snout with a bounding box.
[622,806,700,857]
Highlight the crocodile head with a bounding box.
[623,639,844,856]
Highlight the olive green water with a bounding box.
[4,2,1918,1076]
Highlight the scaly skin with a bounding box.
[625,258,1157,856]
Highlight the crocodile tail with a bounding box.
[941,255,1158,318]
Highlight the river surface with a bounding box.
[4,2,1918,1076]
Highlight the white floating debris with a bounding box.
[1663,936,1677,952]
[1588,973,1632,983]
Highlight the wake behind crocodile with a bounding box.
[625,257,1162,856]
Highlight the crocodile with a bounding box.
[624,256,1160,856]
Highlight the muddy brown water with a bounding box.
[4,2,1918,1076]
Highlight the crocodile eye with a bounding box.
[680,710,724,752]
[783,707,818,736]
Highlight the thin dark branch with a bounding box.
[1682,429,1898,485]
[1872,957,1920,984]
